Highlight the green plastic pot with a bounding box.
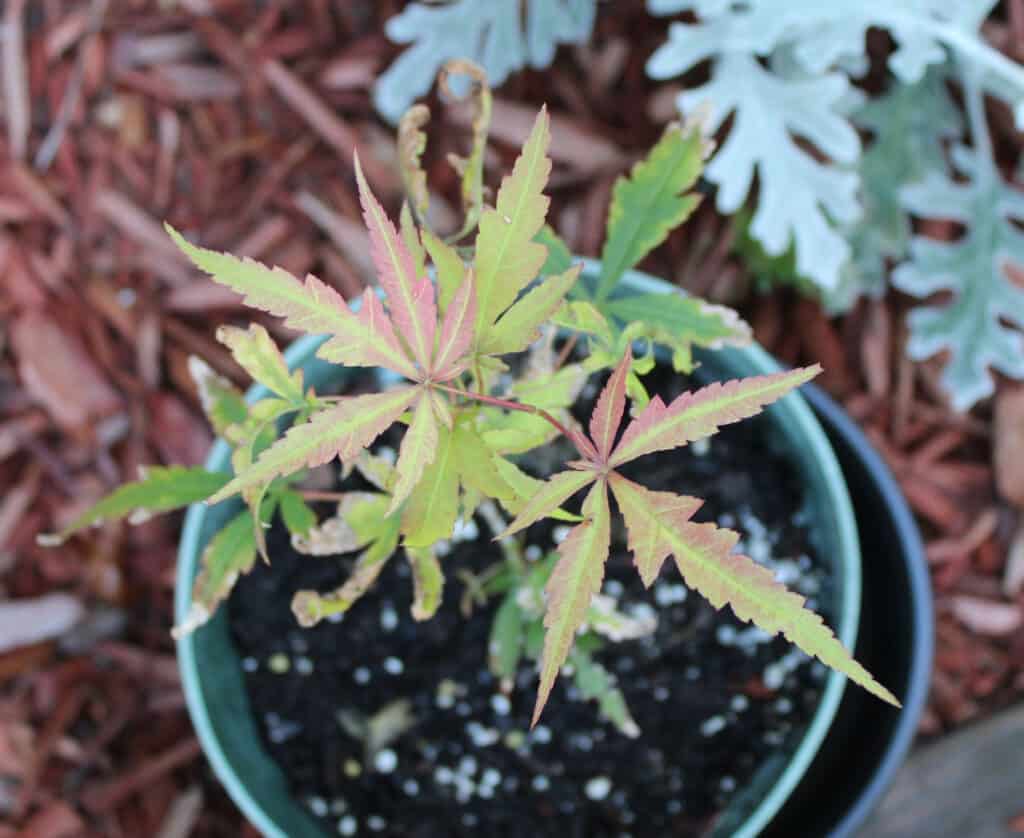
[175,264,860,837]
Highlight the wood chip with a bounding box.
[994,385,1024,509]
[951,595,1023,637]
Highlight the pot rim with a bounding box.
[176,264,861,837]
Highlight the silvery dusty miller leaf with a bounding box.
[375,0,596,123]
[893,145,1024,410]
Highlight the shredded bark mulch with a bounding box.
[1,2,1021,835]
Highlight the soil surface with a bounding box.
[228,368,835,838]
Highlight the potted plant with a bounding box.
[42,66,898,836]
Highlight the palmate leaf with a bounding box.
[588,342,631,459]
[596,124,704,300]
[40,466,230,544]
[473,107,552,346]
[216,324,304,405]
[209,388,419,504]
[609,365,821,467]
[173,507,257,638]
[608,473,899,706]
[167,225,417,379]
[534,481,610,724]
[355,155,437,373]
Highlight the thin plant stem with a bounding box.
[299,490,349,502]
[433,382,598,460]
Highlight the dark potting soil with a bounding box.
[228,366,836,838]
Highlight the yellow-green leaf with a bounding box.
[422,229,465,314]
[491,457,582,523]
[188,356,247,436]
[481,265,581,355]
[209,388,419,504]
[609,474,898,706]
[474,107,552,341]
[398,104,430,221]
[405,546,444,620]
[217,323,304,404]
[166,224,413,376]
[610,366,821,468]
[498,469,595,539]
[173,508,257,637]
[279,489,317,538]
[401,420,458,546]
[389,392,440,515]
[534,482,611,726]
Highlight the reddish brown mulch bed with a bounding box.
[1,2,1021,835]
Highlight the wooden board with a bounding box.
[863,703,1024,837]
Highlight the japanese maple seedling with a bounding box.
[42,63,897,732]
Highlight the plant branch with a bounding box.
[433,382,598,460]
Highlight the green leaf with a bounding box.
[451,423,515,504]
[569,648,640,738]
[406,546,444,620]
[610,366,821,467]
[389,392,441,514]
[536,224,575,277]
[173,508,257,637]
[480,265,581,355]
[401,420,458,546]
[422,229,466,314]
[489,594,524,685]
[279,489,317,538]
[498,469,595,538]
[355,155,437,373]
[605,293,751,366]
[40,466,230,544]
[596,125,704,300]
[166,224,415,379]
[550,300,615,346]
[188,356,247,436]
[491,457,583,523]
[217,323,304,404]
[534,482,611,725]
[608,473,898,706]
[473,107,552,341]
[209,388,419,503]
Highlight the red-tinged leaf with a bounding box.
[497,469,596,539]
[209,389,418,503]
[432,270,477,381]
[590,347,632,461]
[389,392,440,515]
[167,225,415,377]
[318,287,419,380]
[534,482,611,726]
[610,366,821,467]
[607,473,701,586]
[480,264,581,356]
[474,107,552,342]
[609,474,899,706]
[355,154,436,372]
